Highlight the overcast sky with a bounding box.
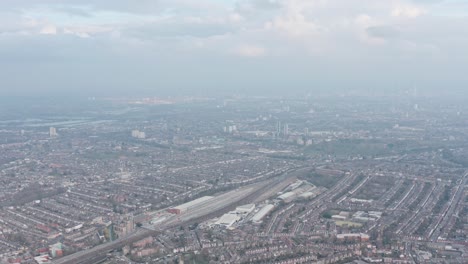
[1,0,467,97]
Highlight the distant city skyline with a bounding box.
[1,0,467,96]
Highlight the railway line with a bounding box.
[54,171,296,264]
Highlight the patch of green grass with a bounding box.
[300,170,343,188]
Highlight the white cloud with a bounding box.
[63,26,113,38]
[266,10,321,37]
[39,25,57,35]
[235,44,266,57]
[229,13,244,23]
[391,5,426,18]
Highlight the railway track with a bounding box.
[54,172,296,264]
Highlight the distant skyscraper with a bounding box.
[284,124,289,136]
[49,127,58,137]
[224,123,237,134]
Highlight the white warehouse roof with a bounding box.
[278,192,295,200]
[236,204,255,213]
[252,204,274,223]
[216,214,241,227]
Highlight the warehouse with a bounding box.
[215,214,241,228]
[252,204,275,223]
[278,192,296,203]
[235,204,256,214]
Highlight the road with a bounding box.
[428,171,467,241]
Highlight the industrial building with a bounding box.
[252,204,275,223]
[278,192,296,203]
[277,182,320,203]
[299,191,317,199]
[215,214,241,228]
[287,180,304,191]
[235,204,255,214]
[167,196,214,214]
[352,211,382,222]
[332,215,347,221]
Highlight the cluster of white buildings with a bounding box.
[331,211,382,223]
[277,180,321,203]
[131,129,146,139]
[215,204,257,228]
[223,125,237,134]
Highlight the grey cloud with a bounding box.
[125,20,236,39]
[78,0,162,14]
[0,34,102,64]
[0,0,230,15]
[0,0,162,13]
[235,0,281,14]
[366,26,401,40]
[55,7,93,17]
[411,0,445,3]
[249,0,282,9]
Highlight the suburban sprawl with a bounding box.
[0,95,466,264]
